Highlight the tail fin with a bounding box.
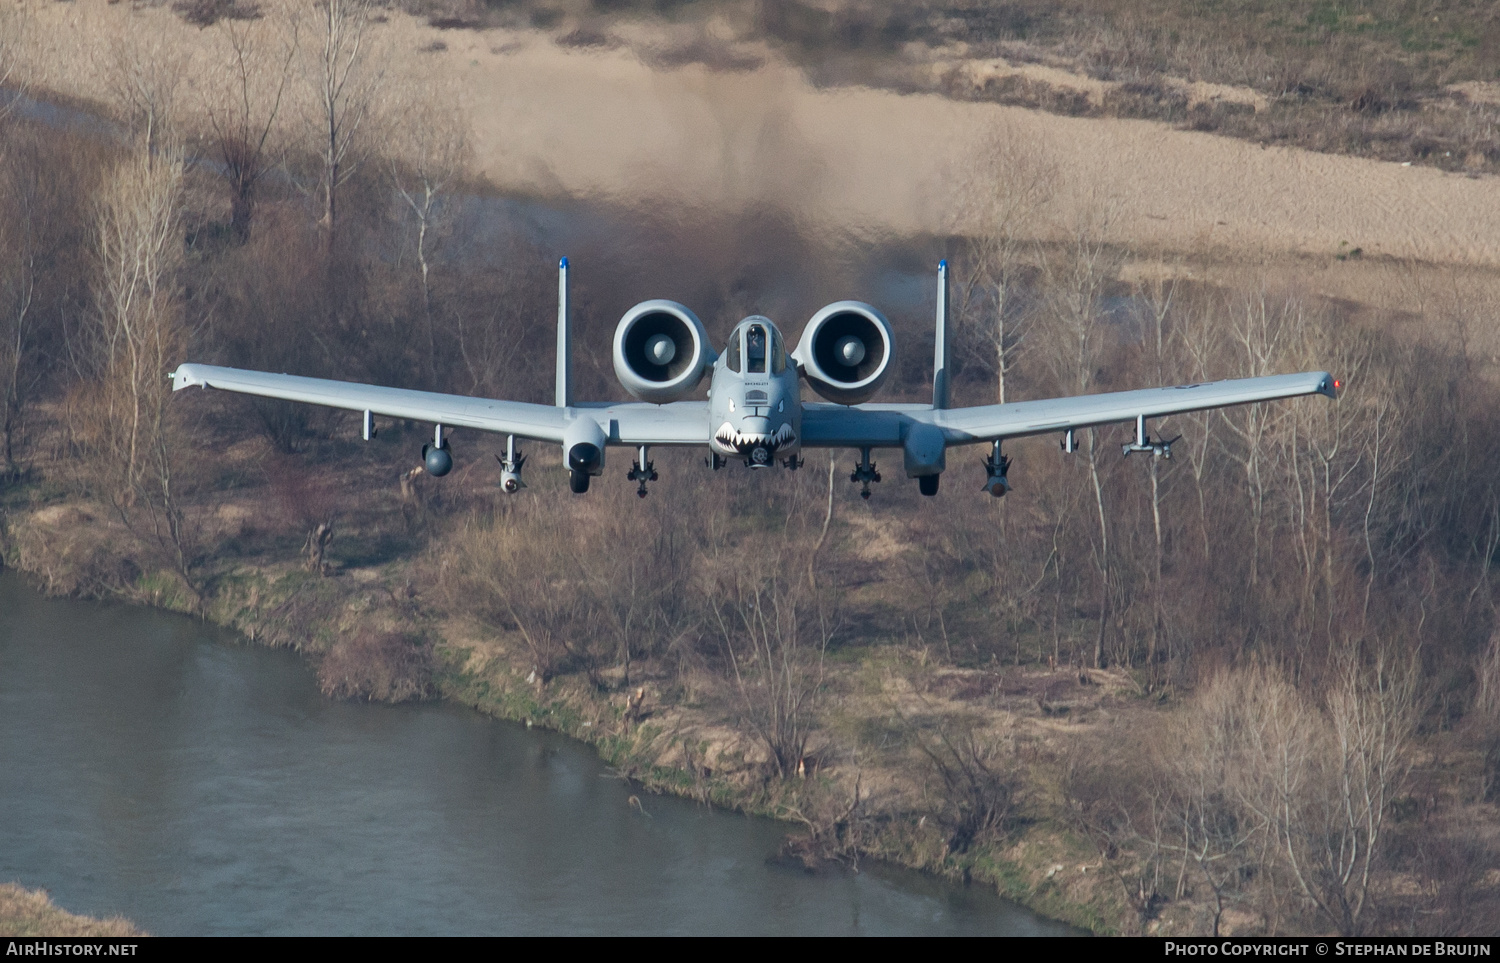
[933,259,950,410]
[556,257,572,408]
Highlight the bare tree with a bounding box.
[905,707,1017,854]
[953,121,1056,404]
[1040,200,1124,668]
[711,561,836,779]
[74,149,197,590]
[1313,645,1422,934]
[576,494,691,688]
[389,93,471,386]
[0,3,31,126]
[86,150,186,497]
[99,26,188,161]
[1235,651,1420,935]
[1136,273,1178,670]
[0,160,37,478]
[1159,670,1272,935]
[301,0,385,260]
[202,10,298,241]
[1173,287,1231,562]
[1475,630,1500,803]
[449,237,550,400]
[1221,291,1299,588]
[438,502,598,682]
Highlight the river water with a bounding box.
[0,573,1076,936]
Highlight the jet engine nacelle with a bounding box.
[613,300,715,404]
[792,301,893,405]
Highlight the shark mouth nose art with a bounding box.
[714,422,797,453]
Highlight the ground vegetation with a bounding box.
[0,884,142,938]
[2,2,1500,937]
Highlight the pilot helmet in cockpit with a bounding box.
[746,324,767,373]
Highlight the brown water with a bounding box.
[0,573,1078,936]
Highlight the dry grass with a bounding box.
[0,884,142,938]
[318,630,433,702]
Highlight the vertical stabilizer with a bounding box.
[556,257,572,408]
[933,259,950,410]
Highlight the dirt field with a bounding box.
[17,0,1500,272]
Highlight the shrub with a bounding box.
[318,630,432,702]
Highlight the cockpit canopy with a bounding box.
[724,318,786,375]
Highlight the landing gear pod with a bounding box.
[903,421,946,496]
[562,418,607,495]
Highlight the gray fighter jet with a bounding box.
[169,259,1338,499]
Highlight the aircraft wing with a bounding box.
[801,371,1337,447]
[171,364,571,440]
[169,364,711,446]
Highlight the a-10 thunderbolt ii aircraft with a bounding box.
[169,259,1338,499]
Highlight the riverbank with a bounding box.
[6,569,1071,936]
[0,884,142,938]
[0,455,1131,935]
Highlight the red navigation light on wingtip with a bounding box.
[1334,378,1342,390]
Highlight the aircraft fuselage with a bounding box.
[707,316,802,467]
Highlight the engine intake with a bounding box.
[613,300,714,403]
[792,301,893,405]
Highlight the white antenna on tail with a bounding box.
[933,259,950,410]
[556,256,572,408]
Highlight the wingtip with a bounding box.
[169,364,205,391]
